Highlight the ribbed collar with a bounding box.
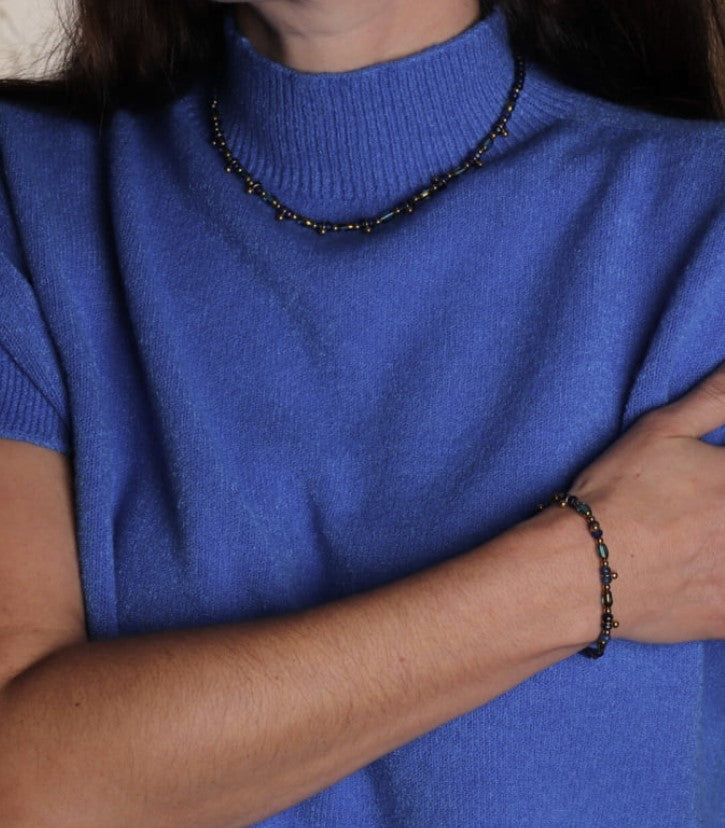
[214,4,520,217]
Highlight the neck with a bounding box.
[233,0,482,73]
[214,2,519,223]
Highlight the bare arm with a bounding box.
[1,362,724,828]
[0,440,593,828]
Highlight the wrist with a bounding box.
[511,504,607,655]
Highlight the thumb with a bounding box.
[653,360,725,438]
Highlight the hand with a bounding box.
[567,361,725,644]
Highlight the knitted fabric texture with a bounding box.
[0,5,724,825]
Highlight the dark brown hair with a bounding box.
[1,0,724,122]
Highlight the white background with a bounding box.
[0,0,67,77]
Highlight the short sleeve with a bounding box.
[0,334,70,454]
[0,163,71,454]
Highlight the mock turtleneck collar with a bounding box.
[214,4,519,218]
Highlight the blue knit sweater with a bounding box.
[1,5,724,825]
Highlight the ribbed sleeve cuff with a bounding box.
[0,343,71,454]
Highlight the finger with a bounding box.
[654,360,725,438]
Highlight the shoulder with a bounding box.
[0,92,100,163]
[0,84,201,215]
[0,86,196,250]
[520,61,725,194]
[0,92,105,237]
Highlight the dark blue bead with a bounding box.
[590,529,603,539]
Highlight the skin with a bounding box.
[0,3,724,826]
[213,0,483,72]
[1,364,723,828]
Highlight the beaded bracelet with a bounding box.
[537,493,619,659]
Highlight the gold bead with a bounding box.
[208,55,526,234]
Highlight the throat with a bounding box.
[216,1,517,220]
[233,0,483,73]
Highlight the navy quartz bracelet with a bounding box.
[537,493,620,659]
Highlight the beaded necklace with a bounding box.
[209,53,526,235]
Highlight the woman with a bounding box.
[0,1,723,825]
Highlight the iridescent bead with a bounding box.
[541,491,618,658]
[206,55,525,235]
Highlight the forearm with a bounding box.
[0,507,596,828]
